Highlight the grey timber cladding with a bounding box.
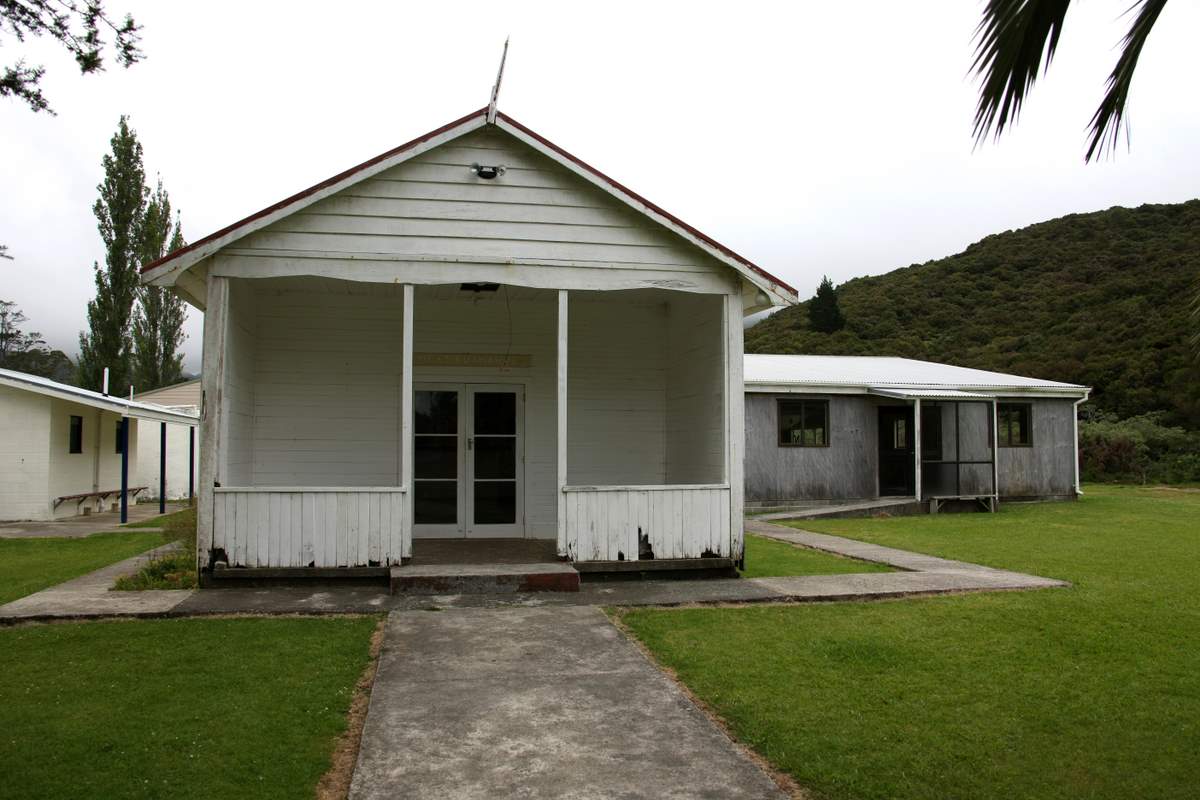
[997,398,1077,498]
[744,393,878,502]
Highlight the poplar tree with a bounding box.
[808,276,845,333]
[78,116,146,394]
[132,181,187,390]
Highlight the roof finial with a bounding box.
[487,37,509,124]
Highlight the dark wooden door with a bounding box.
[878,407,915,496]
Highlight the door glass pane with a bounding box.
[474,392,516,435]
[415,436,457,479]
[474,481,515,524]
[893,419,907,450]
[415,391,457,434]
[474,437,515,479]
[415,481,457,524]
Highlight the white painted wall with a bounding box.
[665,292,725,484]
[46,399,136,519]
[0,385,51,521]
[224,279,258,485]
[135,418,198,501]
[249,280,404,486]
[568,290,668,485]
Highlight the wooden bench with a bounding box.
[53,486,148,511]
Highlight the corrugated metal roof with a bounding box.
[744,355,1089,397]
[0,368,200,424]
[869,388,993,400]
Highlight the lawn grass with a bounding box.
[620,485,1200,800]
[0,616,378,799]
[739,533,892,578]
[115,506,198,590]
[0,531,170,605]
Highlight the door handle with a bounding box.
[467,437,473,451]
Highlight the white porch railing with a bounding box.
[562,484,731,562]
[213,487,408,568]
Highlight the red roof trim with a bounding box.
[496,111,797,296]
[141,107,489,273]
[142,106,797,299]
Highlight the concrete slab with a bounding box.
[0,542,194,621]
[391,561,580,594]
[350,607,785,800]
[0,503,178,538]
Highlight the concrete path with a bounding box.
[350,607,786,800]
[0,543,191,620]
[1,523,1066,623]
[0,503,171,538]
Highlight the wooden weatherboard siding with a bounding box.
[213,488,406,567]
[563,485,731,562]
[211,127,733,295]
[997,398,1078,498]
[744,393,878,502]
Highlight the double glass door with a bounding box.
[412,384,523,538]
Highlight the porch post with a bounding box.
[992,398,1000,508]
[197,274,230,570]
[913,398,922,502]
[159,421,167,514]
[188,426,195,500]
[401,283,414,560]
[725,292,745,562]
[119,416,130,523]
[556,289,569,557]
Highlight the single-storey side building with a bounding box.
[744,355,1090,510]
[140,106,798,575]
[133,379,201,501]
[0,369,199,521]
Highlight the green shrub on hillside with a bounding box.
[1080,411,1200,484]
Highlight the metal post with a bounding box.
[188,426,195,500]
[913,399,922,501]
[119,416,130,523]
[159,422,167,514]
[955,401,962,497]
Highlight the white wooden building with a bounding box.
[133,379,201,501]
[141,107,797,573]
[0,368,199,521]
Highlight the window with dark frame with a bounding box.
[68,415,83,454]
[998,403,1033,447]
[778,399,829,447]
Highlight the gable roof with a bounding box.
[141,108,796,306]
[743,355,1090,398]
[0,368,200,425]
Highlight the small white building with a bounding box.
[140,106,798,574]
[133,379,201,501]
[0,369,199,521]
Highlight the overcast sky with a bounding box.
[3,1,1198,374]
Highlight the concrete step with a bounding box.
[389,562,580,595]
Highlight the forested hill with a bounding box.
[746,200,1200,427]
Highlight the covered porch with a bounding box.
[201,277,742,571]
[871,388,999,512]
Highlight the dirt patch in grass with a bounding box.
[316,617,386,800]
[606,607,809,800]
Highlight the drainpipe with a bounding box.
[1073,391,1090,497]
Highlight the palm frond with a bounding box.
[1085,0,1169,161]
[971,0,1072,144]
